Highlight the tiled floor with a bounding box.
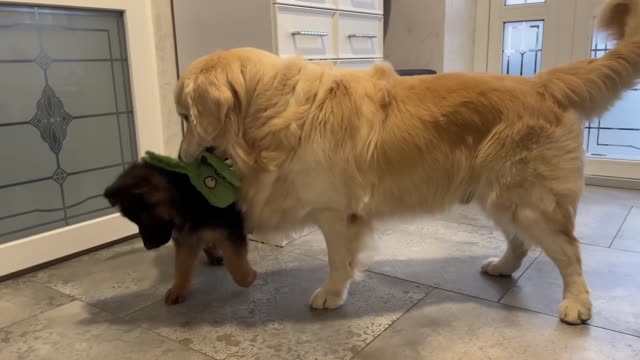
[1,185,640,359]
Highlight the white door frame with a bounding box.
[0,0,165,276]
[474,0,640,184]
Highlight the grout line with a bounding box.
[21,276,164,322]
[77,301,217,359]
[497,251,543,303]
[119,298,163,320]
[283,243,546,305]
[118,299,164,319]
[364,269,506,304]
[363,269,435,291]
[276,248,510,306]
[0,282,76,330]
[283,244,545,305]
[581,241,640,254]
[422,287,640,340]
[438,218,495,230]
[350,287,436,359]
[492,297,640,339]
[515,251,543,282]
[608,206,633,248]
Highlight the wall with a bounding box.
[443,0,477,72]
[383,0,477,73]
[149,0,182,156]
[171,0,273,74]
[384,0,446,72]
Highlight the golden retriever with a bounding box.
[175,0,640,324]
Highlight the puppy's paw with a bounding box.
[164,287,188,305]
[560,296,592,325]
[481,257,516,276]
[309,287,347,310]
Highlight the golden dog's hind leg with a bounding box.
[481,231,529,276]
[511,204,590,325]
[481,214,530,276]
[310,211,373,310]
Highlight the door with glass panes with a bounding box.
[0,0,165,276]
[481,0,640,181]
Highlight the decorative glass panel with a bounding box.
[505,0,545,5]
[0,6,137,244]
[584,25,640,160]
[502,20,544,76]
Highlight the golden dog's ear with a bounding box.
[178,64,246,142]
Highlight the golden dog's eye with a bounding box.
[179,114,190,123]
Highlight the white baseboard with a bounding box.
[0,215,136,277]
[586,175,640,190]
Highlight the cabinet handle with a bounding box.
[292,30,329,37]
[348,33,377,38]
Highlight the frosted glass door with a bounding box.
[484,0,640,180]
[0,0,163,276]
[0,5,137,244]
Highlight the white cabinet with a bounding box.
[273,2,384,64]
[337,12,383,58]
[274,5,338,59]
[338,0,383,14]
[173,1,384,71]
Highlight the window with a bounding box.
[584,25,640,160]
[501,21,544,76]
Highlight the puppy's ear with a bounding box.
[104,179,128,207]
[138,221,173,250]
[103,166,145,207]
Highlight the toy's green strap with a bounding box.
[202,152,241,187]
[143,151,188,175]
[140,150,239,208]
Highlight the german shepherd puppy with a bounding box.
[104,162,256,305]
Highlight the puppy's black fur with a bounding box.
[104,162,253,304]
[104,162,246,253]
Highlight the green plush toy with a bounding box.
[142,151,241,208]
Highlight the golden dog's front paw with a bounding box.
[309,286,347,310]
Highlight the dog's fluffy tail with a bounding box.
[536,0,640,119]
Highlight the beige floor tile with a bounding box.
[501,244,640,336]
[289,218,540,301]
[0,301,210,360]
[582,185,640,207]
[127,250,430,360]
[355,289,640,360]
[22,240,277,317]
[438,202,494,228]
[22,240,175,316]
[0,278,73,328]
[611,207,640,252]
[575,197,631,247]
